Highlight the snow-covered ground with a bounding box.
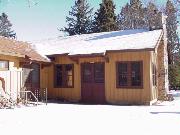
[0,92,180,135]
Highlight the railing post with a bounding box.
[25,92,27,104]
[45,88,47,105]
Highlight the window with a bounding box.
[117,63,128,86]
[82,64,92,83]
[0,60,9,70]
[66,65,73,87]
[54,64,74,88]
[117,61,143,88]
[152,63,157,86]
[131,62,141,86]
[94,63,104,83]
[55,65,63,87]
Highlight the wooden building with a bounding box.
[34,28,169,105]
[0,36,49,100]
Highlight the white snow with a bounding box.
[31,29,163,56]
[0,95,180,135]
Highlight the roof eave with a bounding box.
[105,48,155,54]
[0,51,25,58]
[43,48,156,59]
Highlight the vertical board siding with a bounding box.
[105,51,151,104]
[150,51,158,101]
[0,55,23,99]
[40,65,49,94]
[0,71,22,99]
[43,56,81,101]
[44,51,151,104]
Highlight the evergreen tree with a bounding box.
[165,0,180,64]
[169,63,180,87]
[62,0,93,36]
[92,0,117,32]
[117,3,131,30]
[118,0,146,30]
[165,0,180,87]
[0,13,16,38]
[129,0,146,29]
[146,2,162,30]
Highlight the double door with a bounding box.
[81,63,105,104]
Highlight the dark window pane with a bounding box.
[131,62,141,86]
[65,65,73,87]
[118,63,128,86]
[83,64,92,83]
[54,64,74,88]
[94,63,104,83]
[55,65,63,87]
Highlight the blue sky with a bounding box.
[0,0,177,41]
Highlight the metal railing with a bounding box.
[19,90,39,105]
[19,87,47,105]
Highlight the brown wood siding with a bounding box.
[150,51,158,101]
[42,56,81,101]
[116,61,143,89]
[105,52,150,104]
[42,51,152,104]
[40,66,49,90]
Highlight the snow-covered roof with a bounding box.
[0,36,49,62]
[31,29,163,56]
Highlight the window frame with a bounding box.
[116,61,143,89]
[54,64,74,88]
[0,60,9,71]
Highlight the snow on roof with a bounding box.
[0,36,49,62]
[31,29,163,56]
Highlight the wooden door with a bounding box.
[81,63,105,104]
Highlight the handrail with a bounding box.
[19,87,48,105]
[19,91,39,105]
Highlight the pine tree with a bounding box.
[0,13,16,38]
[169,62,180,87]
[146,2,162,30]
[117,0,146,30]
[165,0,180,64]
[117,3,131,30]
[92,0,117,32]
[62,0,93,36]
[129,0,146,29]
[165,0,180,87]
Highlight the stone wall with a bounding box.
[157,14,169,101]
[157,39,169,100]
